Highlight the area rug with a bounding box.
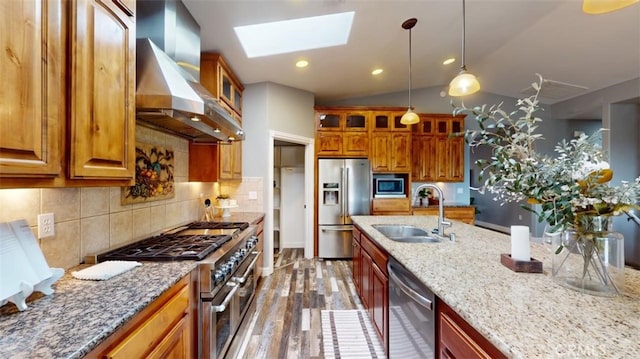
[321,310,386,359]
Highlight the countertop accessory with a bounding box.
[72,261,142,281]
[510,225,530,261]
[1,219,64,311]
[500,253,543,273]
[215,204,238,218]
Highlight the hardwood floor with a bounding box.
[237,249,363,358]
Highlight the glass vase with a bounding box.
[551,215,624,297]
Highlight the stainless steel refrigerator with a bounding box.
[318,159,370,258]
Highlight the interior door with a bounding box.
[281,167,305,248]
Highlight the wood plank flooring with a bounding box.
[237,249,363,359]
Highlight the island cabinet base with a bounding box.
[85,273,194,359]
[437,299,506,359]
[352,225,389,355]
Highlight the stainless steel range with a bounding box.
[91,220,261,359]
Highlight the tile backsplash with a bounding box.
[0,127,263,269]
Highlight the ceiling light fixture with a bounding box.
[400,18,419,125]
[443,58,456,65]
[448,0,480,97]
[372,68,383,75]
[296,60,309,68]
[582,0,639,14]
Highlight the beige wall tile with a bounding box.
[174,149,188,178]
[132,207,151,240]
[42,188,80,222]
[149,204,167,233]
[81,187,110,217]
[110,187,132,213]
[110,211,133,247]
[0,188,41,224]
[40,220,81,269]
[81,215,110,258]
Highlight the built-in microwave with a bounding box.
[374,178,406,198]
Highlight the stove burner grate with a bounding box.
[187,221,249,230]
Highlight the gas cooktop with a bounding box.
[95,221,250,262]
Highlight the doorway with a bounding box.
[266,131,314,276]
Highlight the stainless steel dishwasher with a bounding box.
[388,257,436,358]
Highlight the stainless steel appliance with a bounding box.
[388,257,435,358]
[136,0,244,142]
[91,221,260,359]
[374,177,406,198]
[318,158,370,258]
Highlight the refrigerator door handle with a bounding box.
[345,168,350,218]
[321,226,353,232]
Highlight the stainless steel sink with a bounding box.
[372,225,442,243]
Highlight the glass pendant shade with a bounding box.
[448,69,480,96]
[400,109,419,125]
[583,0,639,14]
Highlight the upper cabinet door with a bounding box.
[0,0,63,177]
[68,0,135,179]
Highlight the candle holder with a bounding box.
[500,253,543,273]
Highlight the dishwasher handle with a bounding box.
[388,264,433,311]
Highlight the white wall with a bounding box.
[243,82,315,273]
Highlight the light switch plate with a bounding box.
[37,213,55,239]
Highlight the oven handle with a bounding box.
[233,251,262,284]
[212,282,239,313]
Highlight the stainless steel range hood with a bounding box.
[135,0,244,142]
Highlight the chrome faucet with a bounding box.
[413,184,452,239]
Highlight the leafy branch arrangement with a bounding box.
[452,74,640,232]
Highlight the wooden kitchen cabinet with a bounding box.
[372,198,412,215]
[0,0,64,180]
[1,0,136,188]
[86,274,193,359]
[201,53,244,117]
[370,111,411,172]
[353,226,389,355]
[315,108,370,157]
[68,0,136,180]
[189,142,242,181]
[412,115,464,182]
[438,299,506,359]
[413,206,476,225]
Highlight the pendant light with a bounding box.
[582,0,639,14]
[448,0,480,97]
[400,18,419,125]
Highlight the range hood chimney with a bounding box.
[135,0,244,142]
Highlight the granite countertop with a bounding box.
[351,215,640,358]
[0,213,265,358]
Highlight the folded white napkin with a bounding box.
[72,261,142,281]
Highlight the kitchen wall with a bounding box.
[0,126,264,269]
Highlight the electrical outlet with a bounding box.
[518,214,523,221]
[37,213,55,239]
[248,191,258,200]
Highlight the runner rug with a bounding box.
[321,310,386,359]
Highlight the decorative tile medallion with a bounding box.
[121,143,175,204]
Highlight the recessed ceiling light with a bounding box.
[191,116,201,122]
[296,60,309,68]
[371,68,383,75]
[443,58,456,65]
[234,12,355,58]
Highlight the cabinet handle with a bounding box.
[112,0,134,16]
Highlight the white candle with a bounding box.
[511,225,530,261]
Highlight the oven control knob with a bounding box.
[240,248,247,256]
[213,270,225,285]
[226,260,236,271]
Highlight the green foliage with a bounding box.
[453,74,640,231]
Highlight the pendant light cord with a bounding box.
[408,26,413,109]
[461,0,467,70]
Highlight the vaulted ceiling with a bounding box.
[183,0,640,104]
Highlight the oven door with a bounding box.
[233,250,262,320]
[201,282,239,359]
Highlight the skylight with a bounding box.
[234,12,355,58]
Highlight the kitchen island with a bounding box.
[352,215,640,358]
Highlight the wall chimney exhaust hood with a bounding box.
[135,0,244,142]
